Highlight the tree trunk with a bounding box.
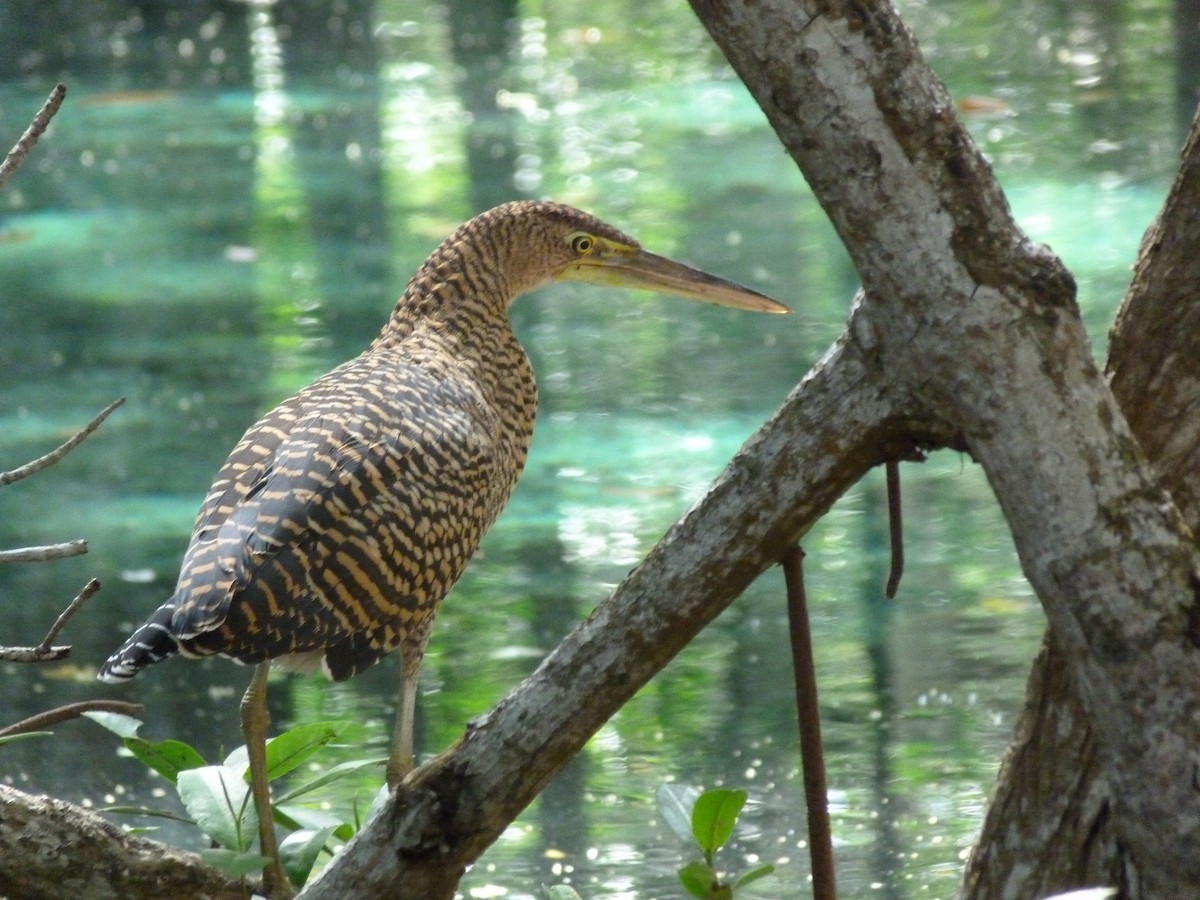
[964,101,1200,899]
[688,1,1200,896]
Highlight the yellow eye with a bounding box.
[569,232,595,254]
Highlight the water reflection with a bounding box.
[0,0,1180,896]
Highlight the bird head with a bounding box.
[494,201,791,315]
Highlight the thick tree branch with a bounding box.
[0,785,254,900]
[1109,111,1200,535]
[966,95,1200,900]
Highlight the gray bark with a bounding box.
[964,96,1200,899]
[0,785,253,899]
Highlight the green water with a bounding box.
[0,0,1181,896]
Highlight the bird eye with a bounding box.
[569,232,594,254]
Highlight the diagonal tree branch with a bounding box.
[300,309,928,898]
[0,83,66,192]
[0,397,125,487]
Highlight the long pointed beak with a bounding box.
[563,245,790,314]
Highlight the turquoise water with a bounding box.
[0,0,1180,896]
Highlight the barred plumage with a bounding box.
[97,200,786,894]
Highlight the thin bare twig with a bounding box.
[781,545,837,900]
[0,83,66,192]
[0,579,102,663]
[0,700,145,739]
[38,578,101,653]
[0,540,87,564]
[884,460,904,598]
[0,645,70,663]
[1,397,125,487]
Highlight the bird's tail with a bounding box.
[96,602,181,683]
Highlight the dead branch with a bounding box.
[0,700,145,739]
[0,397,125,487]
[0,578,101,663]
[0,540,87,563]
[0,83,66,192]
[37,578,101,652]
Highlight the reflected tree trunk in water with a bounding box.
[525,533,591,870]
[859,478,904,900]
[445,0,521,214]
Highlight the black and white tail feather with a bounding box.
[96,601,182,683]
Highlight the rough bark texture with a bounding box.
[0,785,253,899]
[964,102,1200,899]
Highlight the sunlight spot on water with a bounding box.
[467,886,508,898]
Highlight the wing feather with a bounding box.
[168,355,507,662]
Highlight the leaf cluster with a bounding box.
[657,784,775,899]
[86,711,385,888]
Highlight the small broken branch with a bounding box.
[1,578,102,663]
[0,397,125,487]
[0,83,66,192]
[38,577,101,653]
[0,540,87,563]
[0,700,145,739]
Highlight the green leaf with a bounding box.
[0,731,53,747]
[678,859,715,899]
[544,886,585,899]
[199,847,273,878]
[226,721,349,782]
[82,710,143,739]
[124,737,207,783]
[279,825,338,886]
[98,804,194,824]
[266,721,349,780]
[177,765,256,852]
[691,789,747,856]
[656,783,701,845]
[733,863,776,889]
[275,757,385,804]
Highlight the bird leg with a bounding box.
[386,665,418,790]
[241,662,294,898]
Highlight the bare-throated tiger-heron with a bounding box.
[97,200,789,895]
